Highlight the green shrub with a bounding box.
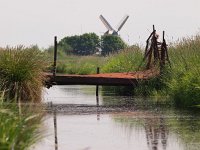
[102,46,144,73]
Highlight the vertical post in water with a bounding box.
[53,36,58,78]
[96,67,100,106]
[54,110,58,150]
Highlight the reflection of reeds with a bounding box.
[112,112,169,150]
[145,117,169,150]
[0,46,47,103]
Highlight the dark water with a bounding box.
[32,85,200,150]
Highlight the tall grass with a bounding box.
[0,46,46,149]
[53,46,144,74]
[135,35,200,106]
[0,46,48,103]
[102,46,144,73]
[0,99,44,149]
[56,55,107,74]
[164,36,200,106]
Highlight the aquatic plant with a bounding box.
[165,35,200,106]
[0,46,48,103]
[0,102,44,150]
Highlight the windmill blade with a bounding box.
[117,15,129,32]
[99,15,114,31]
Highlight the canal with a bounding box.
[32,85,200,150]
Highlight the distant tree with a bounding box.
[58,36,77,55]
[58,33,100,55]
[78,33,100,55]
[101,35,127,56]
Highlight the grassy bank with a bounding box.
[52,46,143,74]
[134,35,200,107]
[164,36,200,106]
[101,46,143,73]
[56,55,107,74]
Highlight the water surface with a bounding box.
[32,85,200,150]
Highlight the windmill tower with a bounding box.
[99,14,129,36]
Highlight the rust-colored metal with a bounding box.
[45,68,159,86]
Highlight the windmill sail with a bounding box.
[117,15,129,32]
[99,15,114,31]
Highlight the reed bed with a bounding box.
[0,46,48,103]
[0,46,47,149]
[165,35,200,106]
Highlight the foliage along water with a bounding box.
[32,85,200,150]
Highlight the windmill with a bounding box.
[99,14,129,36]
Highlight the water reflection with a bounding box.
[43,85,103,105]
[34,85,200,150]
[144,116,169,150]
[112,111,170,150]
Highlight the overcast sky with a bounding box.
[0,0,200,48]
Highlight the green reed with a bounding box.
[0,102,44,150]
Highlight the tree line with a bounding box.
[47,33,127,56]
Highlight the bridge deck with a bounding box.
[46,69,159,86]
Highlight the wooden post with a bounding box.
[161,31,166,69]
[153,25,155,31]
[152,25,159,62]
[162,31,165,41]
[54,110,58,150]
[53,36,58,78]
[96,67,100,106]
[96,67,100,74]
